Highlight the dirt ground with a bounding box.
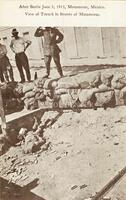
[0,105,126,200]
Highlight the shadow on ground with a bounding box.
[63,64,126,75]
[0,177,46,200]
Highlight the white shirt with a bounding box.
[10,37,31,54]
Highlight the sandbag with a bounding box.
[44,89,53,98]
[24,97,38,110]
[68,88,79,100]
[43,79,57,89]
[114,89,124,106]
[98,84,111,92]
[23,82,34,93]
[35,92,41,99]
[24,91,35,99]
[111,73,126,89]
[95,91,115,107]
[57,77,79,89]
[78,88,98,105]
[120,86,126,105]
[55,88,68,95]
[74,71,101,87]
[101,73,113,87]
[80,81,90,89]
[89,72,101,88]
[59,94,74,107]
[34,77,47,88]
[33,87,43,93]
[36,93,46,101]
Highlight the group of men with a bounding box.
[0,27,64,83]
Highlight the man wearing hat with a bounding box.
[34,27,64,78]
[10,28,31,83]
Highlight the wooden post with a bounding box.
[0,88,7,135]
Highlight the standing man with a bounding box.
[0,43,14,82]
[34,27,64,78]
[10,28,31,83]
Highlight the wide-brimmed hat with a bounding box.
[12,28,18,35]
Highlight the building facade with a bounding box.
[0,27,126,66]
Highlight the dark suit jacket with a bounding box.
[34,27,64,56]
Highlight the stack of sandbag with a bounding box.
[55,77,80,108]
[90,72,116,108]
[34,77,47,108]
[43,78,55,98]
[111,73,126,105]
[22,82,37,110]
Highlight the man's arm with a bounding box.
[24,39,32,51]
[34,27,44,37]
[10,40,15,53]
[55,29,64,44]
[2,45,7,55]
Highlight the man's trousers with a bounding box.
[15,52,31,82]
[44,53,63,77]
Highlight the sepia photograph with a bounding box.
[0,26,126,200]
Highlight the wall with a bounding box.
[0,27,126,66]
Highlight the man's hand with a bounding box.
[24,40,32,51]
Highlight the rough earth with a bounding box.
[0,106,126,200]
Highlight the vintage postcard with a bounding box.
[0,1,126,200]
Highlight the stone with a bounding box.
[79,184,88,189]
[71,185,78,190]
